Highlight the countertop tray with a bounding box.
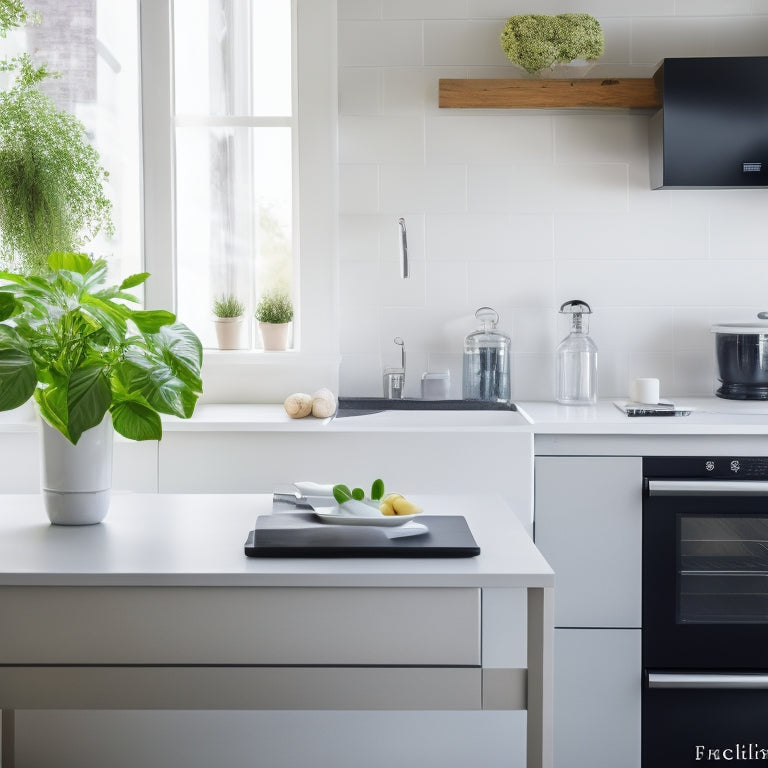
[244,513,480,558]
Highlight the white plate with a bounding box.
[312,506,423,527]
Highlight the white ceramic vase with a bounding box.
[40,414,113,525]
[258,321,291,351]
[213,316,244,349]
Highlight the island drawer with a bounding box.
[0,586,481,666]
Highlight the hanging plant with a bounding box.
[0,3,113,275]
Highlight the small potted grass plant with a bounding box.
[255,291,293,351]
[212,293,246,349]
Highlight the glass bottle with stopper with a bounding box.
[555,299,598,405]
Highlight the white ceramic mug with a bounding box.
[630,377,660,404]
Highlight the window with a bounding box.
[3,0,338,400]
[141,0,339,401]
[172,0,294,350]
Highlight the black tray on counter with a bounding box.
[244,513,480,558]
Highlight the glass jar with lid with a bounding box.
[462,307,511,402]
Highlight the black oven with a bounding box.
[643,457,768,767]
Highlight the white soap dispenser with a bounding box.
[555,299,598,405]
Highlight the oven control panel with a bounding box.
[644,456,768,479]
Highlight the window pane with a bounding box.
[173,0,294,350]
[175,126,293,349]
[173,0,292,117]
[1,0,141,283]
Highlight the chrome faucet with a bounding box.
[398,218,409,279]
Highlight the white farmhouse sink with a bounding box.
[332,409,530,428]
[331,398,531,429]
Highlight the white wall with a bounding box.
[337,1,768,402]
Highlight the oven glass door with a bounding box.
[643,491,768,669]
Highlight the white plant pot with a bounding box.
[213,316,245,350]
[40,414,114,525]
[258,321,291,351]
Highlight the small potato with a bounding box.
[382,493,422,516]
[284,392,312,418]
[392,496,422,516]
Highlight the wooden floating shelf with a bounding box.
[439,77,662,110]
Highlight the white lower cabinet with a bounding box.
[535,455,643,768]
[554,628,641,768]
[534,456,642,628]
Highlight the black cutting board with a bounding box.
[244,514,480,558]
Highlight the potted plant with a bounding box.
[0,5,113,275]
[255,291,293,351]
[0,252,203,524]
[500,13,605,78]
[212,293,245,350]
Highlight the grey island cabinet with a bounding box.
[0,493,553,768]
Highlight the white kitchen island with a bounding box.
[0,493,553,768]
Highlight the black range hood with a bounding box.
[650,56,768,189]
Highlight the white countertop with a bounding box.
[0,493,553,589]
[4,397,768,436]
[517,397,768,435]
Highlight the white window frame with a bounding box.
[138,0,339,403]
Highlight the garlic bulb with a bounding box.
[311,388,337,418]
[284,392,312,418]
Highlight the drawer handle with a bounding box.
[648,480,768,496]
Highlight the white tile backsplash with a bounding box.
[339,164,380,214]
[427,213,553,262]
[338,0,381,21]
[424,20,511,66]
[554,115,634,164]
[554,212,707,260]
[426,261,470,306]
[469,164,629,214]
[336,6,768,399]
[467,259,554,309]
[382,0,470,20]
[338,67,381,114]
[675,0,752,15]
[380,164,468,213]
[426,114,552,164]
[339,115,425,164]
[338,20,423,67]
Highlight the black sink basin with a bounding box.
[336,397,516,418]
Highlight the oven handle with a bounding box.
[647,479,768,496]
[649,672,768,689]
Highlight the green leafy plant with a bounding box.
[212,294,245,319]
[255,291,294,324]
[500,14,605,75]
[0,252,203,444]
[332,479,385,505]
[0,3,113,274]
